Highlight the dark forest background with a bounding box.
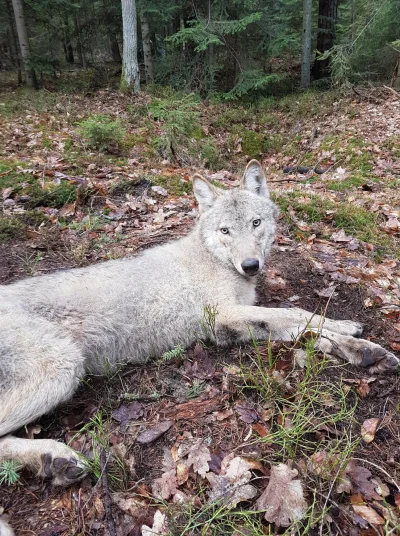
[1,0,399,97]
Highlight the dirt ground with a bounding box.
[1,86,400,535]
[1,229,400,535]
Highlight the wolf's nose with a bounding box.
[241,258,260,275]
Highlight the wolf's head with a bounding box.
[193,160,279,277]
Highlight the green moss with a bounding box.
[151,174,192,196]
[274,191,399,256]
[0,215,26,243]
[328,174,370,192]
[241,130,267,158]
[18,210,48,227]
[190,126,204,140]
[0,163,31,191]
[120,133,147,154]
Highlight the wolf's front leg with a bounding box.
[216,305,398,373]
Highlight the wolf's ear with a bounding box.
[242,159,269,198]
[192,174,218,213]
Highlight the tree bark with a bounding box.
[121,0,140,92]
[11,0,37,88]
[110,37,122,63]
[75,12,87,68]
[301,0,312,89]
[5,0,22,83]
[313,0,339,79]
[140,8,153,83]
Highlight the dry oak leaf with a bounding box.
[112,493,149,518]
[186,439,212,477]
[152,469,178,500]
[345,460,382,500]
[142,510,169,536]
[206,454,259,508]
[361,418,380,444]
[255,464,308,527]
[151,448,178,500]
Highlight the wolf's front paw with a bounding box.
[359,345,400,374]
[41,450,86,486]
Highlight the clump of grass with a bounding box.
[0,459,22,486]
[78,114,126,152]
[236,336,358,459]
[70,411,129,490]
[25,181,77,208]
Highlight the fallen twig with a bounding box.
[0,169,14,177]
[100,448,117,536]
[383,85,400,98]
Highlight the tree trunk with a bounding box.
[120,0,140,92]
[313,0,339,80]
[110,37,122,63]
[140,8,153,83]
[301,0,312,89]
[67,43,74,64]
[11,0,37,88]
[5,0,22,83]
[75,12,87,68]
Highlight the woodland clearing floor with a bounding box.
[0,84,400,535]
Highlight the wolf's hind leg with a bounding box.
[0,313,86,484]
[0,436,85,486]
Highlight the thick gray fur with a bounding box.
[0,160,398,510]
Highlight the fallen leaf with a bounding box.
[112,493,149,517]
[206,454,258,507]
[234,400,259,424]
[136,421,173,444]
[186,439,211,477]
[316,286,336,298]
[152,469,178,500]
[361,418,379,444]
[256,464,308,527]
[142,510,169,536]
[331,229,353,242]
[352,505,385,525]
[344,460,382,500]
[112,402,145,430]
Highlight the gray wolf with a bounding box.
[0,160,398,496]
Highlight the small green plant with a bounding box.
[0,215,27,243]
[186,379,206,399]
[148,93,201,163]
[26,181,77,209]
[0,459,22,486]
[202,303,219,340]
[16,251,43,276]
[78,114,126,151]
[160,344,185,363]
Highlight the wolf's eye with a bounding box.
[220,228,229,234]
[253,219,261,227]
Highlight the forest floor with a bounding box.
[0,79,400,536]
